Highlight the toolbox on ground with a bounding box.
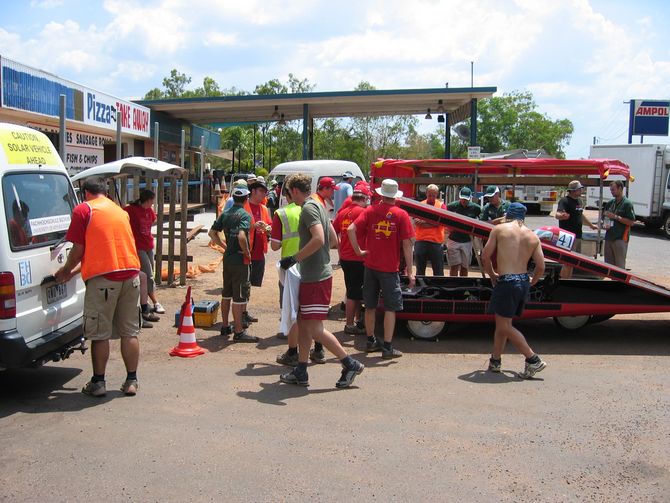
[175,300,220,327]
[193,300,220,327]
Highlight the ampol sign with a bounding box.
[630,99,669,136]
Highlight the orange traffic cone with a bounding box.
[170,287,205,358]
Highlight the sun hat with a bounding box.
[233,179,248,188]
[375,179,403,199]
[318,177,340,190]
[459,187,472,201]
[484,185,500,198]
[567,180,584,191]
[505,202,527,221]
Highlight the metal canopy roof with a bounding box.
[137,86,496,127]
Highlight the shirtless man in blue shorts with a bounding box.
[482,202,548,379]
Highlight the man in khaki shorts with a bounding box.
[56,177,142,397]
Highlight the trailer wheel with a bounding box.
[553,315,591,330]
[406,320,446,341]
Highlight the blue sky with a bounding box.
[1,0,669,158]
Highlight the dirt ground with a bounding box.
[0,210,668,502]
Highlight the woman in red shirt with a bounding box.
[124,189,164,319]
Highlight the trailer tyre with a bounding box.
[406,320,446,340]
[553,315,591,330]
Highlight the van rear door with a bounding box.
[1,171,84,343]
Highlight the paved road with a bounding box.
[0,209,667,502]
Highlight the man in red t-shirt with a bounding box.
[244,180,272,323]
[333,183,371,335]
[348,179,414,359]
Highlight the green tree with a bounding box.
[452,90,574,158]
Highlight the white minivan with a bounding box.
[268,159,366,212]
[0,123,85,370]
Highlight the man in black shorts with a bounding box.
[555,180,597,278]
[208,187,258,342]
[482,202,548,378]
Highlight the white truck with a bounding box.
[587,144,670,239]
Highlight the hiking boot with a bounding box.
[381,345,403,359]
[220,324,233,336]
[233,331,259,343]
[280,369,309,386]
[488,358,502,373]
[120,379,139,396]
[355,320,365,330]
[365,338,383,352]
[243,311,258,323]
[309,347,326,364]
[142,311,160,322]
[152,302,166,314]
[336,360,365,388]
[344,324,366,335]
[141,319,153,329]
[519,359,547,379]
[276,351,299,367]
[82,380,106,397]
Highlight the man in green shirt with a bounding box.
[480,185,509,224]
[603,180,635,269]
[446,187,482,276]
[209,187,259,343]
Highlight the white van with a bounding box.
[0,123,85,370]
[268,160,366,214]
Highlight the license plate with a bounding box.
[46,283,67,304]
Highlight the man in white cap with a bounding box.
[479,186,509,224]
[446,187,481,277]
[348,179,415,359]
[334,171,355,213]
[555,180,597,278]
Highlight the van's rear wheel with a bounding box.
[406,320,446,340]
[663,213,670,240]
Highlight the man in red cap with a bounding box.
[311,177,339,220]
[333,182,372,335]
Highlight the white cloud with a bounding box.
[203,32,238,47]
[30,0,63,8]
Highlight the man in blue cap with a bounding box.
[481,202,548,379]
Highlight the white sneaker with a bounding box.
[152,302,166,314]
[519,359,547,379]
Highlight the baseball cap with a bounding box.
[233,179,248,188]
[249,179,268,190]
[342,170,354,179]
[353,181,372,196]
[319,177,340,190]
[484,185,500,198]
[233,187,249,197]
[459,187,472,200]
[567,180,584,191]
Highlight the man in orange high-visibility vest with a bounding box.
[413,184,447,276]
[56,177,141,398]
